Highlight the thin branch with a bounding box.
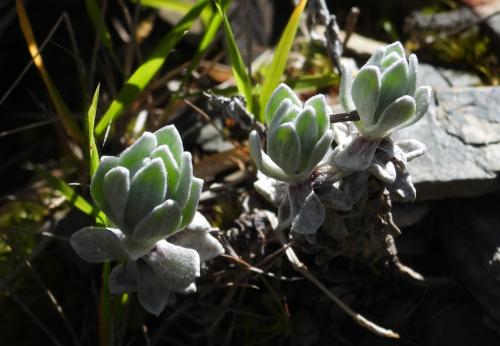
[60,12,87,105]
[184,98,244,150]
[1,13,67,105]
[222,254,303,282]
[307,0,343,74]
[329,110,360,123]
[273,227,400,339]
[0,118,56,138]
[343,7,360,49]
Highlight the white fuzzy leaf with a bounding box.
[369,95,416,138]
[90,156,118,214]
[151,145,180,196]
[369,159,397,184]
[376,58,409,121]
[125,158,167,230]
[170,228,224,262]
[154,125,183,165]
[304,94,329,136]
[352,66,381,126]
[143,240,200,292]
[179,177,203,229]
[253,173,288,207]
[330,136,380,172]
[103,167,130,232]
[132,199,182,243]
[109,262,137,294]
[136,259,171,316]
[339,64,355,112]
[71,227,128,263]
[265,83,301,126]
[396,139,426,161]
[291,190,325,235]
[171,152,193,209]
[119,132,157,175]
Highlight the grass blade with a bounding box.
[99,261,112,346]
[16,0,84,144]
[258,0,307,122]
[286,73,339,92]
[181,0,230,89]
[86,84,101,177]
[215,0,254,114]
[37,167,105,222]
[85,85,108,225]
[84,85,113,346]
[85,0,114,52]
[138,0,192,13]
[131,0,213,27]
[95,0,211,137]
[85,0,121,70]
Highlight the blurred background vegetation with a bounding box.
[0,0,498,345]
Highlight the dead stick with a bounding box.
[274,226,400,339]
[330,110,360,123]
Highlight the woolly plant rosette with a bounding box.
[71,125,224,315]
[329,41,432,200]
[249,84,335,236]
[340,41,431,140]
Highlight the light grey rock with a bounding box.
[440,88,500,145]
[417,64,450,90]
[196,119,234,152]
[417,63,481,90]
[405,7,478,33]
[438,68,482,88]
[393,86,500,200]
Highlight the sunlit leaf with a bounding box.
[84,0,116,60]
[215,0,254,114]
[286,73,339,92]
[86,84,100,177]
[37,167,105,223]
[131,0,212,27]
[95,0,211,136]
[258,0,307,122]
[181,0,231,89]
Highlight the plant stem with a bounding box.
[99,262,112,346]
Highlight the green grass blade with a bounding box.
[130,0,212,28]
[258,0,307,122]
[37,167,105,222]
[183,7,223,85]
[215,0,254,114]
[86,84,100,177]
[286,73,339,92]
[135,0,192,13]
[83,84,112,346]
[95,0,210,137]
[85,85,108,228]
[99,261,112,346]
[94,31,184,137]
[85,0,113,52]
[85,0,122,73]
[181,0,230,89]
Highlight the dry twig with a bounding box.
[273,226,400,339]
